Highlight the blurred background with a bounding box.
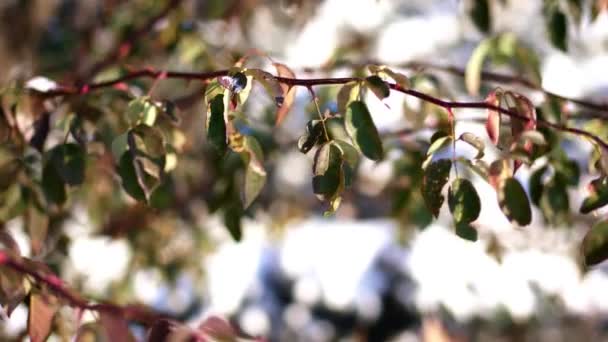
[2,0,608,341]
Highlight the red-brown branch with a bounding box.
[0,251,162,326]
[40,67,608,149]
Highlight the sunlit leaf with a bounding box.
[422,159,452,217]
[345,101,384,161]
[337,81,361,115]
[130,125,166,158]
[333,139,359,167]
[126,97,158,127]
[448,178,481,224]
[427,134,452,157]
[583,220,608,266]
[498,177,532,226]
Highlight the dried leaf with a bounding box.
[28,293,57,342]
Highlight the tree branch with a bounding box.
[0,251,162,326]
[80,0,184,81]
[39,67,608,150]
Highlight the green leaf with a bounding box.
[312,142,343,198]
[448,178,481,224]
[365,75,390,101]
[539,176,570,224]
[465,39,492,95]
[344,101,384,161]
[207,93,227,154]
[583,220,608,266]
[117,152,146,202]
[224,204,243,242]
[42,162,66,206]
[455,222,478,242]
[126,97,158,127]
[48,143,86,186]
[580,177,608,214]
[422,159,452,217]
[529,166,548,205]
[470,0,491,33]
[240,136,266,209]
[458,132,485,159]
[130,125,166,158]
[498,177,532,226]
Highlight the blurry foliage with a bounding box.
[0,0,608,341]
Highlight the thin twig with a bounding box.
[81,0,183,80]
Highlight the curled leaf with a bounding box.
[458,132,485,159]
[206,93,227,154]
[273,63,297,125]
[365,75,390,101]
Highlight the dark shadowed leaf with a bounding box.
[42,162,66,206]
[49,143,86,186]
[498,177,532,226]
[422,159,452,217]
[118,152,146,202]
[448,178,481,224]
[583,220,608,266]
[470,0,491,33]
[580,177,608,214]
[28,293,57,342]
[297,120,326,154]
[455,222,478,242]
[207,93,227,154]
[224,204,242,242]
[546,6,568,51]
[365,75,390,101]
[529,166,548,205]
[345,101,384,161]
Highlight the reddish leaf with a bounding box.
[199,315,237,340]
[100,312,135,342]
[485,91,501,145]
[273,63,297,125]
[28,293,57,342]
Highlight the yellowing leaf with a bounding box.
[273,63,297,126]
[422,159,452,217]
